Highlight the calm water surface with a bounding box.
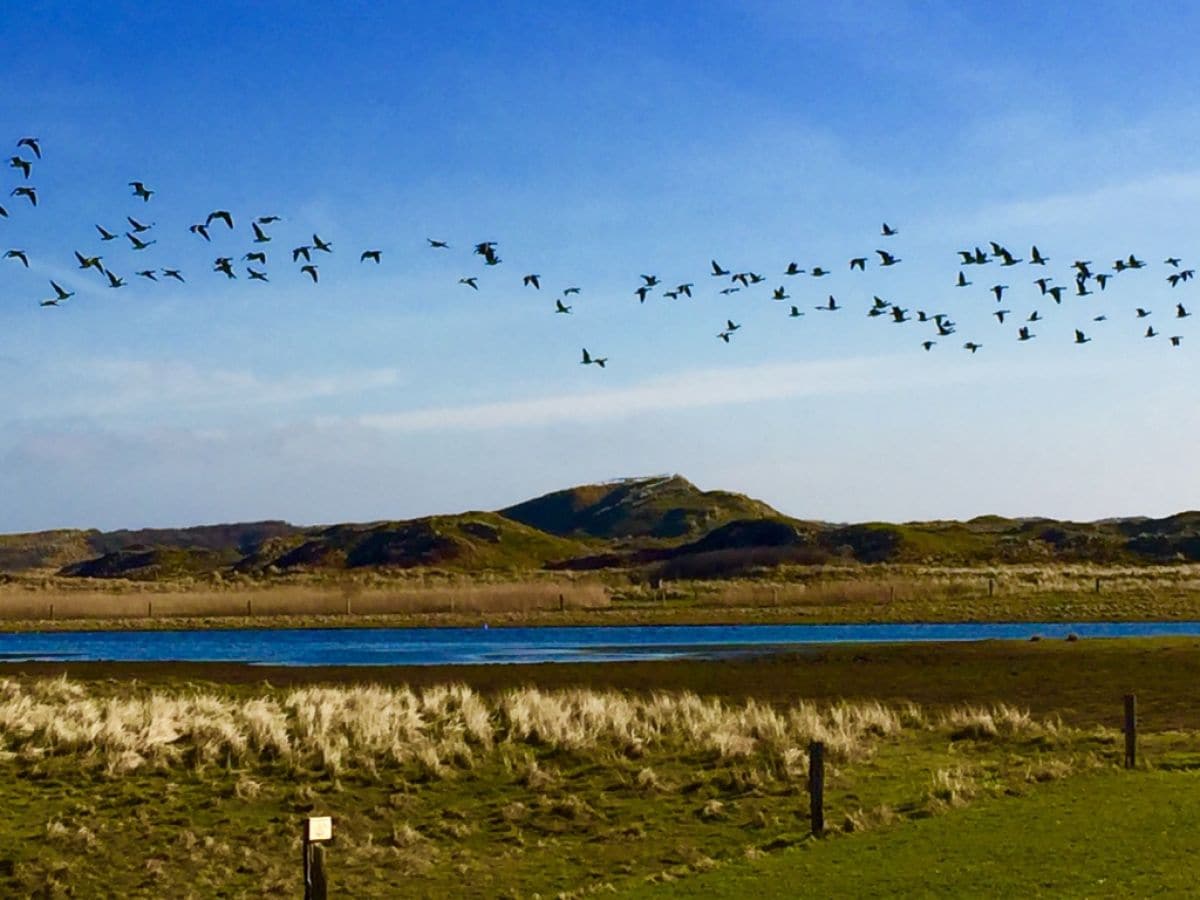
[1,621,1200,666]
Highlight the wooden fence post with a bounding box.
[304,817,332,900]
[987,578,995,598]
[1095,577,1101,594]
[48,604,54,621]
[1124,694,1137,769]
[808,741,825,836]
[246,598,252,617]
[147,600,153,618]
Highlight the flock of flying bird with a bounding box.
[3,136,1195,367]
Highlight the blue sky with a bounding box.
[2,1,1199,531]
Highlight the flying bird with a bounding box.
[810,266,829,277]
[817,295,841,311]
[1074,330,1091,344]
[1018,326,1035,341]
[956,271,971,287]
[248,268,269,282]
[244,252,267,264]
[126,232,156,250]
[256,215,282,225]
[922,341,936,351]
[876,250,901,266]
[360,250,382,264]
[640,274,659,286]
[994,309,1011,323]
[161,269,185,282]
[252,222,271,243]
[1135,308,1152,318]
[127,216,152,233]
[459,277,479,290]
[523,274,541,289]
[8,157,31,179]
[206,210,234,229]
[581,348,607,368]
[1030,246,1049,265]
[74,252,103,271]
[725,319,741,332]
[136,269,158,281]
[1170,336,1183,347]
[1177,303,1191,319]
[849,257,867,271]
[189,224,211,242]
[991,284,1008,301]
[881,223,898,236]
[105,269,125,288]
[4,249,29,267]
[49,280,73,301]
[555,299,572,314]
[312,234,332,253]
[17,137,41,159]
[129,181,153,202]
[10,186,37,206]
[427,238,450,248]
[772,286,789,301]
[711,260,730,277]
[300,264,319,283]
[1145,326,1159,338]
[963,342,982,353]
[292,246,312,262]
[789,306,804,318]
[563,287,581,296]
[784,262,804,276]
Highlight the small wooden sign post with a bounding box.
[304,816,332,900]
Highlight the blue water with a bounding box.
[1,621,1199,666]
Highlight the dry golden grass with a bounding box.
[0,579,609,621]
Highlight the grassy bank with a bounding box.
[0,677,1176,898]
[5,563,1200,630]
[634,769,1200,897]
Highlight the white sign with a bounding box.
[307,816,333,842]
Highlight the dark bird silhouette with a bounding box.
[17,137,41,159]
[189,223,211,242]
[292,246,312,263]
[75,252,103,271]
[1047,285,1065,304]
[1018,326,1035,341]
[1165,257,1182,267]
[248,268,269,282]
[312,234,332,253]
[677,283,694,297]
[997,248,1022,266]
[1075,279,1092,297]
[849,257,867,271]
[872,296,890,311]
[1034,277,1052,294]
[725,319,741,332]
[129,181,153,202]
[1030,246,1049,265]
[10,186,37,206]
[732,272,750,287]
[473,241,497,257]
[784,262,804,276]
[937,320,956,337]
[244,251,267,264]
[640,274,659,286]
[581,348,607,368]
[256,215,282,225]
[922,340,936,351]
[810,266,829,277]
[1072,260,1093,278]
[8,156,31,179]
[1094,273,1111,290]
[973,247,989,265]
[0,205,8,218]
[994,309,1011,323]
[1126,254,1145,269]
[563,287,581,296]
[1170,336,1183,347]
[1093,315,1108,322]
[39,298,60,308]
[956,271,971,287]
[1135,308,1152,318]
[251,222,271,243]
[459,277,479,290]
[711,260,730,277]
[789,306,804,318]
[772,286,789,301]
[817,295,840,311]
[1074,329,1091,345]
[1168,273,1184,288]
[964,342,982,353]
[555,299,572,314]
[4,249,29,268]
[126,232,156,250]
[719,287,740,295]
[300,264,319,283]
[664,290,681,300]
[991,284,1008,301]
[1028,310,1042,322]
[360,250,382,264]
[205,210,234,229]
[881,222,898,236]
[161,269,185,282]
[717,331,732,343]
[214,257,236,279]
[427,238,450,248]
[126,216,152,233]
[105,269,125,289]
[876,250,901,266]
[136,269,157,281]
[891,306,909,323]
[1177,303,1191,319]
[50,280,73,301]
[1145,326,1159,338]
[523,274,541,289]
[635,286,651,302]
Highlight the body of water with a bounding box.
[1,621,1199,666]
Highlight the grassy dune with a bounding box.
[0,677,1161,897]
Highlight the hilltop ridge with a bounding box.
[3,475,1200,580]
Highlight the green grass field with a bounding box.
[633,769,1200,897]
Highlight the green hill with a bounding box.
[499,474,782,540]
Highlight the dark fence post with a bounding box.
[1095,577,1102,594]
[304,817,332,900]
[808,741,825,836]
[987,578,995,598]
[1124,694,1137,769]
